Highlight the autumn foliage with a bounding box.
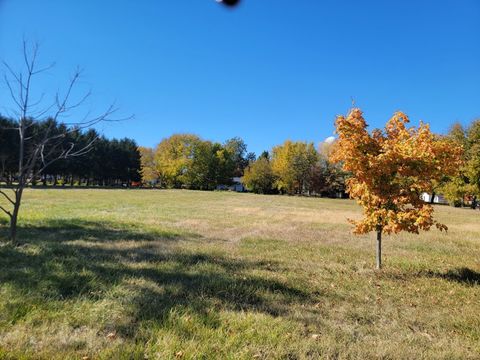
[330,108,463,236]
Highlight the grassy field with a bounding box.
[0,189,479,359]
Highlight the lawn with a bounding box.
[0,189,479,359]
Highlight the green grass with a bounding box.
[0,189,479,359]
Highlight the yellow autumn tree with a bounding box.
[138,146,161,186]
[154,134,201,188]
[330,108,463,269]
[271,140,318,195]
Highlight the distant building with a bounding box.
[420,192,449,205]
[216,177,245,192]
[231,177,245,192]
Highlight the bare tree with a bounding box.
[1,41,129,243]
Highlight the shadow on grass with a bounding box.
[12,218,186,243]
[426,267,480,286]
[0,219,314,338]
[376,267,480,287]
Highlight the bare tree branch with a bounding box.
[0,189,15,206]
[31,62,55,76]
[2,61,25,89]
[1,40,133,242]
[0,205,12,218]
[3,75,23,109]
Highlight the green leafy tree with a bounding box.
[224,137,254,177]
[139,146,160,186]
[441,120,480,208]
[152,134,238,190]
[242,156,276,194]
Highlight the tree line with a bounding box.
[0,116,141,187]
[140,117,480,208]
[3,114,477,205]
[242,140,347,196]
[140,133,347,196]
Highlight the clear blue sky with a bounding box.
[1,0,479,155]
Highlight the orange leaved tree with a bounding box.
[330,109,463,269]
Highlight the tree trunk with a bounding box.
[10,211,18,243]
[12,118,25,244]
[471,196,477,210]
[9,189,23,244]
[376,228,382,270]
[430,191,436,204]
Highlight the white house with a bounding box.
[230,177,245,192]
[420,192,449,205]
[216,177,245,192]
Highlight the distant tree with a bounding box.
[441,177,472,207]
[90,136,111,186]
[319,138,335,159]
[184,140,221,190]
[139,146,160,186]
[152,134,238,190]
[0,116,140,189]
[464,121,480,208]
[210,143,237,187]
[330,108,463,269]
[307,161,327,195]
[0,116,19,185]
[242,156,276,194]
[323,163,347,197]
[312,139,348,197]
[154,134,201,188]
[111,138,141,185]
[224,137,251,177]
[245,151,256,165]
[271,140,318,195]
[440,120,480,208]
[448,122,467,146]
[258,151,270,160]
[78,129,101,186]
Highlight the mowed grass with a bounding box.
[0,189,479,359]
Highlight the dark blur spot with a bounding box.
[217,0,241,7]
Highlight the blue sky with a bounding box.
[1,0,479,155]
